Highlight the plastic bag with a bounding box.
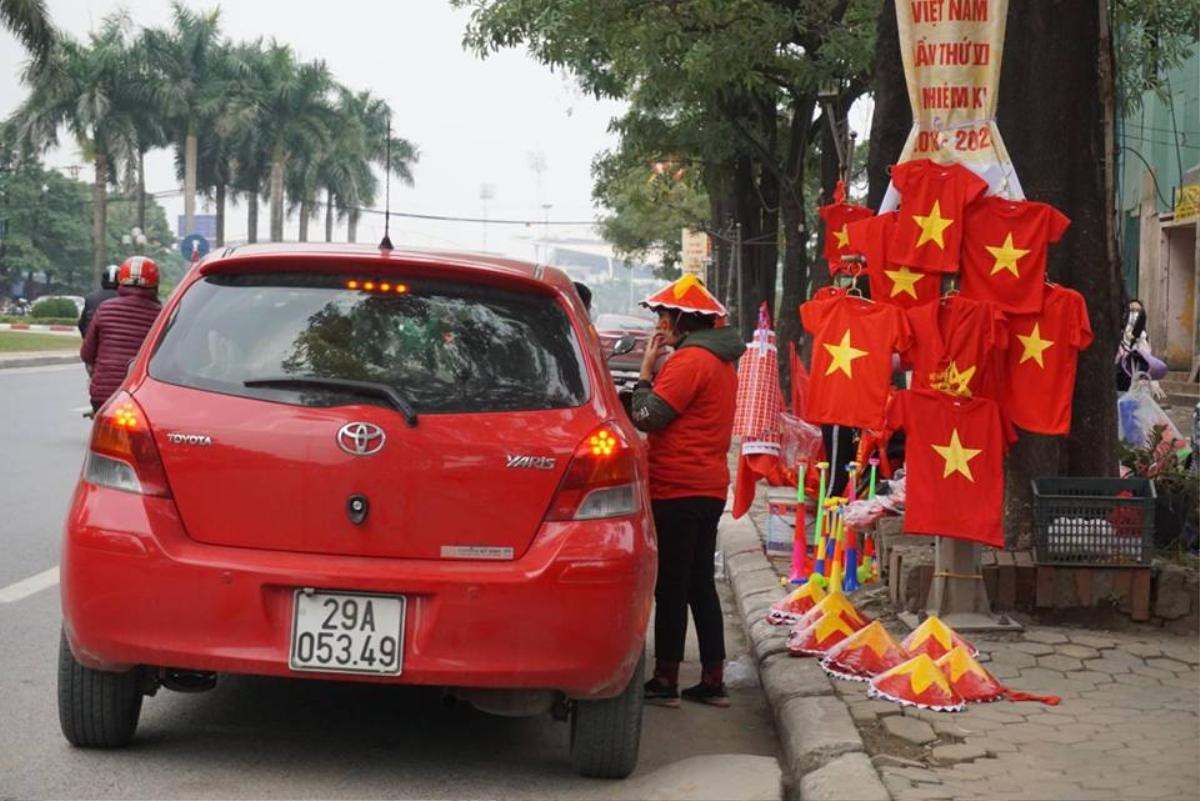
[1118,376,1184,448]
[779,412,823,473]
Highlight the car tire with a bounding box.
[57,629,143,748]
[569,649,644,779]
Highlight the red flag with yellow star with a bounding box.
[767,581,827,625]
[1002,285,1093,435]
[960,197,1070,314]
[885,390,1015,546]
[901,615,979,661]
[869,654,965,711]
[821,621,910,681]
[787,611,864,657]
[818,180,874,273]
[888,159,988,272]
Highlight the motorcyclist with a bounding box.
[80,256,162,413]
[78,264,119,336]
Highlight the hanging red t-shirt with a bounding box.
[904,295,1009,401]
[1004,284,1093,435]
[801,294,912,428]
[819,201,875,274]
[961,197,1071,314]
[886,389,1016,547]
[889,159,989,273]
[845,212,940,309]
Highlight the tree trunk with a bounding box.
[184,130,198,235]
[999,0,1121,544]
[347,208,359,243]
[867,0,911,210]
[247,191,259,243]
[325,189,335,242]
[215,183,226,247]
[298,195,311,242]
[269,158,285,242]
[136,150,146,233]
[92,152,107,289]
[778,94,818,373]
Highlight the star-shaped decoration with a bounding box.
[912,200,954,250]
[931,428,983,482]
[985,232,1031,277]
[833,224,851,249]
[1017,323,1055,367]
[823,329,869,378]
[884,266,926,299]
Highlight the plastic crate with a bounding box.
[1032,477,1156,566]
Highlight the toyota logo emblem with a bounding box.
[337,422,386,456]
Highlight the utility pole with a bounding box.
[734,222,744,338]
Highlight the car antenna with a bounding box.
[378,112,394,251]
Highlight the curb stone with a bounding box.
[0,353,80,369]
[720,512,892,801]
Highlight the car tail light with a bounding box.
[546,424,640,521]
[82,391,172,497]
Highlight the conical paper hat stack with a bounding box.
[900,615,978,661]
[937,646,1006,703]
[794,591,869,631]
[640,273,727,316]
[787,611,864,657]
[868,654,965,712]
[767,582,827,625]
[821,621,910,682]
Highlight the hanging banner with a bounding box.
[680,228,711,281]
[881,0,1023,211]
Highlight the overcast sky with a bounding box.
[0,0,626,260]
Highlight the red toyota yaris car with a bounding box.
[59,244,656,778]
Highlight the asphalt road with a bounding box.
[0,365,781,800]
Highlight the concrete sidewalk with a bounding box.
[0,351,81,369]
[720,504,1200,801]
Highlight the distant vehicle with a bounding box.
[58,243,655,778]
[594,312,656,382]
[34,295,86,318]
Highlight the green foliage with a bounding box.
[30,297,77,317]
[1115,0,1200,116]
[0,314,75,324]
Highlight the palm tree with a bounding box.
[337,89,418,243]
[10,16,139,286]
[232,43,336,242]
[1,0,56,67]
[142,2,222,238]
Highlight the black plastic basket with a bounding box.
[1032,478,1156,566]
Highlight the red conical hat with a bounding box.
[900,615,978,660]
[821,621,910,681]
[936,646,1006,703]
[869,654,965,712]
[787,610,863,657]
[767,582,827,625]
[795,591,869,631]
[640,273,727,316]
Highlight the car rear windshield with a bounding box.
[148,272,588,413]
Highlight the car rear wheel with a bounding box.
[569,649,645,778]
[57,629,143,748]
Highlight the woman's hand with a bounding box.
[640,332,667,381]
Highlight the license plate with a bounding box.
[289,590,405,676]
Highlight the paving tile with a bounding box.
[1024,629,1070,645]
[1144,657,1190,674]
[1121,641,1164,658]
[988,648,1038,669]
[1038,653,1085,672]
[930,716,974,738]
[1157,640,1200,666]
[1057,643,1101,660]
[1129,663,1177,680]
[1011,641,1056,657]
[1071,669,1116,685]
[1068,633,1119,649]
[991,663,1022,680]
[1092,648,1145,667]
[1084,656,1135,675]
[930,743,989,765]
[883,714,938,745]
[962,705,1025,723]
[1113,671,1158,686]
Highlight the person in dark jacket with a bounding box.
[630,275,745,708]
[77,264,119,336]
[80,256,162,412]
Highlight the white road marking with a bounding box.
[70,405,92,414]
[0,566,60,603]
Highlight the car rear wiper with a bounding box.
[244,376,418,427]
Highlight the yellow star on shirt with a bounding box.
[930,360,976,398]
[884,266,925,299]
[985,232,1031,277]
[932,428,983,482]
[833,224,851,249]
[823,329,869,378]
[912,200,954,249]
[1017,323,1055,367]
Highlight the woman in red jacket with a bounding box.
[80,256,162,413]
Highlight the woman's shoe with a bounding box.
[643,677,681,708]
[681,681,731,707]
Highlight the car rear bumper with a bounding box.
[61,483,656,699]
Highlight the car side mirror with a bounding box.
[610,335,636,357]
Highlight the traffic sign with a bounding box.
[180,233,211,261]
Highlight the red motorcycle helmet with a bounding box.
[117,256,159,288]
